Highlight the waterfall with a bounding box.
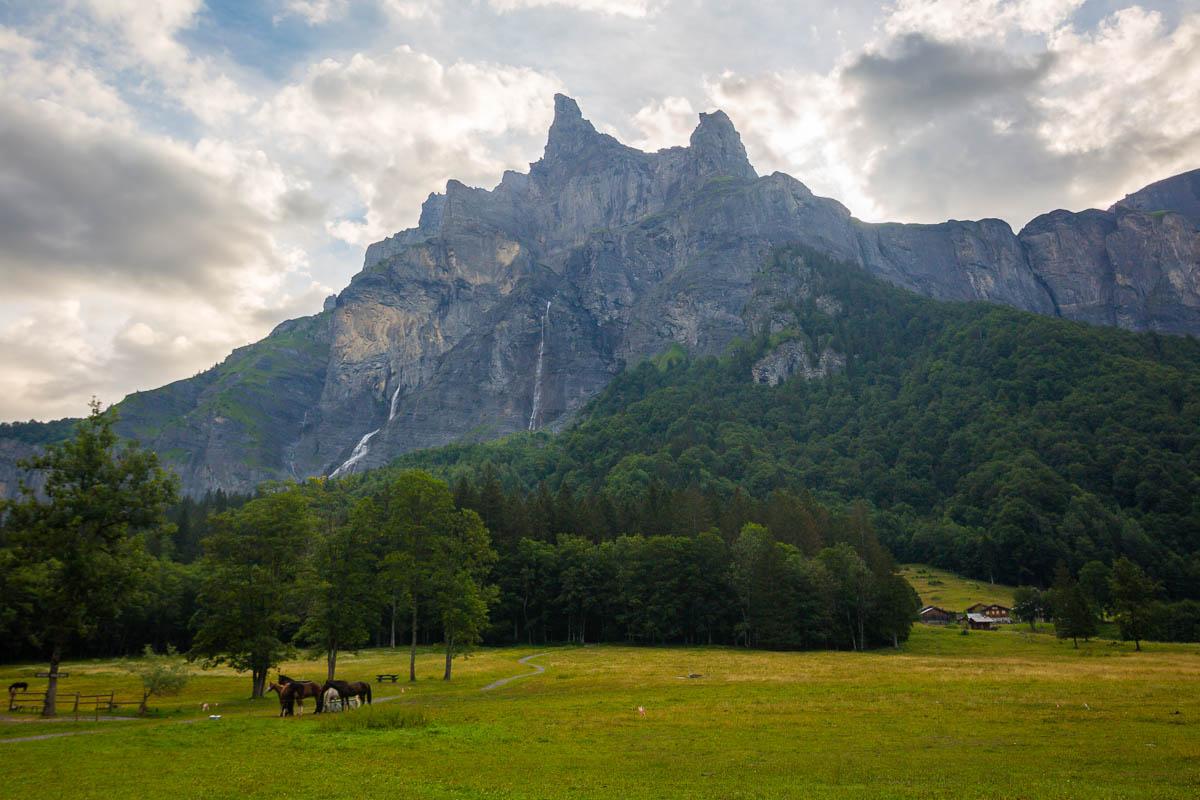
[330,428,378,478]
[388,383,403,421]
[528,300,551,431]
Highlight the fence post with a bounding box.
[73,693,80,721]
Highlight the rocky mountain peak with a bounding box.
[688,109,757,180]
[541,93,607,159]
[1111,167,1200,225]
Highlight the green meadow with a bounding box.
[3,627,1198,800]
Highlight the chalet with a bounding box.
[918,606,956,624]
[965,613,996,630]
[965,603,1012,624]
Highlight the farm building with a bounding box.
[965,603,1012,623]
[965,613,996,630]
[918,606,957,624]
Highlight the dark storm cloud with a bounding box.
[0,101,278,297]
[832,34,1084,225]
[842,33,1053,123]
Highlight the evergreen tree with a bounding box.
[1051,568,1097,648]
[1109,557,1161,651]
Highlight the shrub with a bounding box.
[315,704,430,733]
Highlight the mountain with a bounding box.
[2,95,1198,497]
[382,247,1200,593]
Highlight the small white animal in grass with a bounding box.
[201,703,209,712]
[637,706,646,718]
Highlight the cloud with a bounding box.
[258,46,562,246]
[883,0,1086,41]
[628,95,697,151]
[0,100,279,295]
[277,0,350,25]
[699,4,1200,226]
[488,0,659,17]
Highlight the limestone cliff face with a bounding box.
[2,95,1197,496]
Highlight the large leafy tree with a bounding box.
[365,470,477,681]
[190,486,314,697]
[3,402,177,716]
[296,481,377,680]
[432,508,497,680]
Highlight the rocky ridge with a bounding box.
[3,96,1198,496]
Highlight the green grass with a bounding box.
[3,630,1199,799]
[900,563,1016,612]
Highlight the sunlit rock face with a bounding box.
[2,97,1196,496]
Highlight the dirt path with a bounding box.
[481,653,547,691]
[1,730,102,744]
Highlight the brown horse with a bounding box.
[270,680,322,717]
[279,681,321,714]
[266,682,294,717]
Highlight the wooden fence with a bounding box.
[8,690,127,720]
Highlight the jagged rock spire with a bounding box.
[689,110,757,180]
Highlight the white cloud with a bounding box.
[258,46,562,246]
[278,0,349,25]
[694,3,1200,225]
[628,95,697,151]
[883,0,1086,41]
[488,0,658,17]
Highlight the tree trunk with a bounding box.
[390,595,397,649]
[252,663,267,698]
[1134,637,1141,652]
[42,647,61,717]
[443,632,453,681]
[409,602,418,682]
[139,690,150,716]
[327,646,337,681]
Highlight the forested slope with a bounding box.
[388,248,1200,595]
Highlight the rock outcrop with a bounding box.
[752,340,846,386]
[2,95,1197,496]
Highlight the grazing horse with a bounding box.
[8,682,28,695]
[317,680,371,712]
[280,681,322,717]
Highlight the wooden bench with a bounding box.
[376,674,400,683]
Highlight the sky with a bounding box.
[1,0,1198,422]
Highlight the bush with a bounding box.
[315,704,430,733]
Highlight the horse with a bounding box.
[322,687,342,713]
[272,680,322,717]
[316,680,371,712]
[267,682,295,717]
[8,682,28,695]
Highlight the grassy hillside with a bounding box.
[2,631,1198,799]
[899,564,1015,611]
[0,312,331,476]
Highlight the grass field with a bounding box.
[3,627,1199,799]
[900,563,1016,611]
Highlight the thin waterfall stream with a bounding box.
[528,300,551,431]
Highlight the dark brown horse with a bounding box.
[8,682,28,694]
[316,680,371,712]
[273,680,322,717]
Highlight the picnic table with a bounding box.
[376,674,400,683]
